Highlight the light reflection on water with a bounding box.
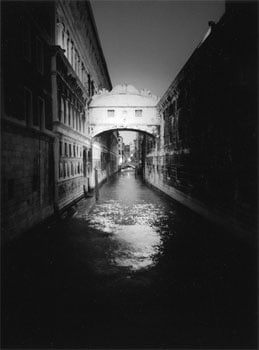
[79,171,174,272]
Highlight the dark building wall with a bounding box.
[1,1,56,240]
[147,2,257,237]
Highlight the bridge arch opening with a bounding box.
[92,128,157,140]
[88,84,160,188]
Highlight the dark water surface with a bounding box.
[2,170,257,348]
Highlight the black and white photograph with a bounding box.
[1,0,258,348]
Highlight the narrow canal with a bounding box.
[2,170,257,348]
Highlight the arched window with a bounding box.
[69,103,73,126]
[65,100,69,125]
[83,149,87,177]
[79,114,81,132]
[60,96,65,123]
[82,116,86,134]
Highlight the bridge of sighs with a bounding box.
[89,84,160,138]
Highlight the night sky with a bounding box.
[91,0,225,98]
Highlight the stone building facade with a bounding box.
[92,132,119,186]
[145,2,257,238]
[1,0,115,240]
[117,136,124,165]
[1,1,56,240]
[53,0,112,210]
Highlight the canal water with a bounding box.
[76,169,177,274]
[2,170,257,348]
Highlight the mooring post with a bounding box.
[95,168,99,201]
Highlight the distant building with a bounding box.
[134,134,145,166]
[124,145,131,162]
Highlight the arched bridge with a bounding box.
[89,84,160,138]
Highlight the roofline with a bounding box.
[158,9,227,107]
[87,1,112,90]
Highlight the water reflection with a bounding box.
[78,171,173,272]
[111,224,161,270]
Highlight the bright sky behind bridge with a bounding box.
[91,0,225,99]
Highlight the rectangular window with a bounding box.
[23,22,31,61]
[36,37,44,74]
[69,144,72,157]
[65,143,68,156]
[24,88,32,125]
[135,109,142,117]
[107,109,115,118]
[83,118,86,134]
[59,141,63,156]
[37,97,45,129]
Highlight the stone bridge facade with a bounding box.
[89,84,160,138]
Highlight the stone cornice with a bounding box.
[53,121,90,145]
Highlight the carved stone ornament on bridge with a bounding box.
[94,84,159,101]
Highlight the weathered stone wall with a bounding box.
[1,1,55,240]
[1,124,54,240]
[145,2,257,238]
